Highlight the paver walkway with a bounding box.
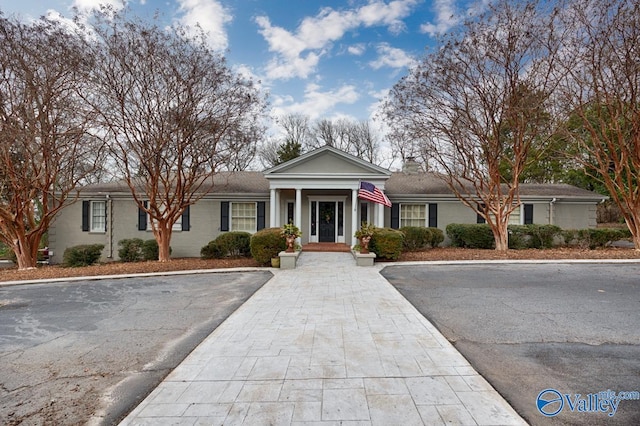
[120,252,525,425]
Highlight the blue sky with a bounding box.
[0,0,475,140]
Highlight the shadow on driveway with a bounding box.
[0,271,272,425]
[382,263,640,426]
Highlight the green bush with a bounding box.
[508,225,562,249]
[142,239,161,261]
[429,227,445,247]
[563,228,628,249]
[201,232,252,259]
[63,244,104,267]
[370,228,404,260]
[400,226,432,251]
[446,224,495,249]
[250,227,287,265]
[118,238,145,262]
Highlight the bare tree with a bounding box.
[310,118,339,150]
[347,120,380,164]
[88,11,266,261]
[384,0,561,250]
[558,0,640,248]
[309,118,382,164]
[0,15,105,269]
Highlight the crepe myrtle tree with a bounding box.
[557,0,640,249]
[87,10,267,262]
[384,0,562,250]
[0,14,105,269]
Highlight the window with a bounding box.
[91,201,106,232]
[400,204,426,227]
[138,202,190,232]
[231,202,257,232]
[82,200,106,233]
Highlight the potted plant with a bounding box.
[354,222,376,254]
[281,222,302,253]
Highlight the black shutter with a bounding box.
[360,203,368,225]
[104,200,108,232]
[220,201,229,231]
[138,202,147,231]
[82,201,90,231]
[391,203,400,229]
[181,205,190,231]
[257,202,266,230]
[524,204,534,224]
[477,204,486,224]
[428,203,438,228]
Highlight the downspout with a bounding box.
[106,194,113,258]
[549,197,557,225]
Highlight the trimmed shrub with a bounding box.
[508,225,562,249]
[142,239,160,261]
[201,232,252,259]
[118,238,144,262]
[563,228,629,249]
[250,227,287,265]
[429,227,445,247]
[400,226,432,251]
[370,228,404,260]
[446,224,495,249]
[63,244,104,267]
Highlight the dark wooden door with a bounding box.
[318,202,335,242]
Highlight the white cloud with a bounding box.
[348,43,366,56]
[369,43,414,70]
[72,0,126,14]
[357,0,419,34]
[256,0,419,80]
[272,83,360,120]
[420,0,460,36]
[176,0,232,51]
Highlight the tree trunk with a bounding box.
[11,235,38,270]
[625,215,640,251]
[14,247,37,269]
[490,213,510,251]
[155,224,173,262]
[493,225,509,251]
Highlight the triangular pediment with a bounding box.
[264,146,390,178]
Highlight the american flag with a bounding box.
[358,181,392,207]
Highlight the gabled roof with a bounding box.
[78,171,269,195]
[387,172,606,200]
[264,146,391,179]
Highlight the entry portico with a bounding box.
[264,146,391,247]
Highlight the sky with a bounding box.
[0,0,476,152]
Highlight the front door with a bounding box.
[318,202,336,242]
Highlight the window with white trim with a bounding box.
[231,202,257,232]
[400,204,426,227]
[147,204,183,231]
[90,201,106,232]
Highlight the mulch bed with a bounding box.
[1,247,639,283]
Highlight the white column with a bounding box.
[351,189,359,247]
[376,203,384,228]
[274,189,281,227]
[295,188,302,245]
[269,189,276,227]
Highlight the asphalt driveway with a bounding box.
[382,262,640,426]
[0,271,271,425]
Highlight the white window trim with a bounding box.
[146,204,183,232]
[400,203,428,228]
[230,201,258,233]
[90,200,107,233]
